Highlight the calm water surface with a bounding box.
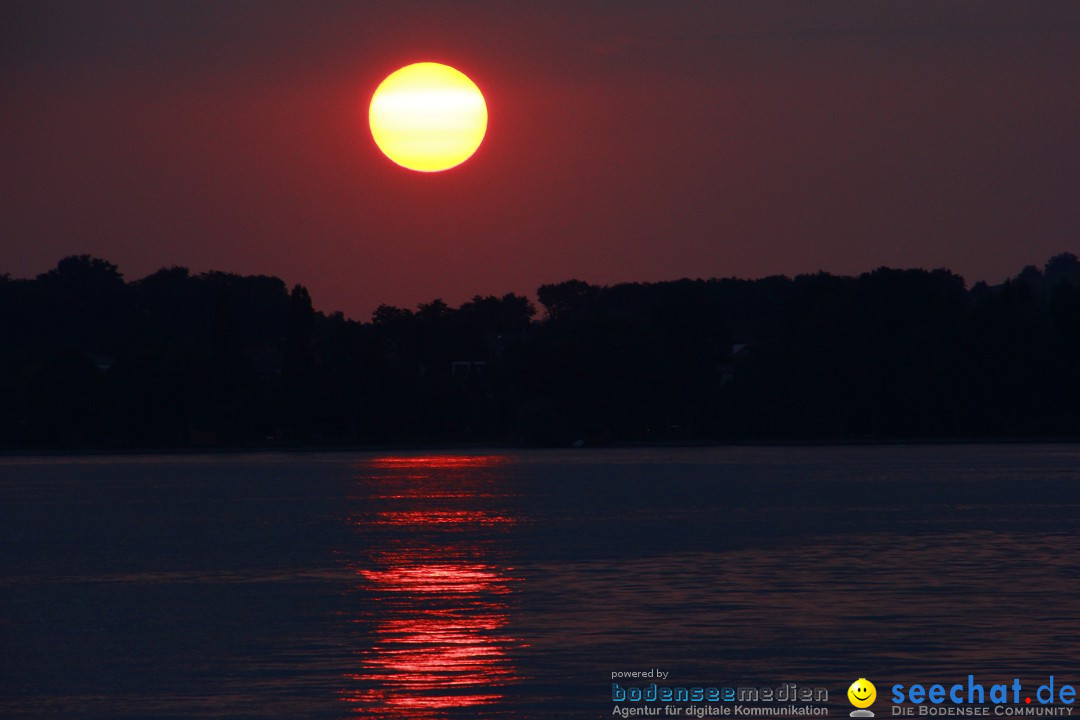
[2,446,1079,718]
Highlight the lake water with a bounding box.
[2,445,1079,719]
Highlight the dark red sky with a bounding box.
[3,1,1078,319]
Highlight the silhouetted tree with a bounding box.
[0,252,1077,449]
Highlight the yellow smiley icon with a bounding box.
[848,678,877,709]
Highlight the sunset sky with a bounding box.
[3,1,1078,319]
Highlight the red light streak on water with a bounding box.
[370,455,504,470]
[342,455,524,718]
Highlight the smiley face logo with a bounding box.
[848,678,877,713]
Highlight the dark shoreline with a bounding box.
[5,254,1079,455]
[2,436,1077,459]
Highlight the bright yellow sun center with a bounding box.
[368,62,488,172]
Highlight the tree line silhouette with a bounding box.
[1,253,1078,449]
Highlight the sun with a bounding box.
[368,62,488,173]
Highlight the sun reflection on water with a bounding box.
[342,455,524,718]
